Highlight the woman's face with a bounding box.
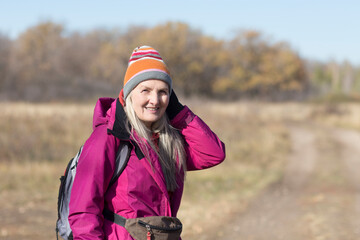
[130,79,170,129]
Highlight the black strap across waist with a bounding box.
[103,208,127,227]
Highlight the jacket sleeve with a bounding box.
[170,106,226,171]
[68,125,117,239]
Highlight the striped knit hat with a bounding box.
[120,46,172,101]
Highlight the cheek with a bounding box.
[162,95,170,107]
[132,95,145,107]
[131,97,145,115]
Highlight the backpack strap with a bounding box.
[108,141,132,190]
[102,141,133,226]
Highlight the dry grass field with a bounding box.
[0,99,359,239]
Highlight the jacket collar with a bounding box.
[107,99,145,160]
[107,99,130,140]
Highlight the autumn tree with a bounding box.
[341,61,355,95]
[308,59,360,98]
[60,29,123,99]
[90,29,132,86]
[0,33,11,98]
[2,20,357,102]
[10,21,65,100]
[214,30,308,99]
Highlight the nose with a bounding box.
[148,92,160,105]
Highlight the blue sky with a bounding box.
[1,0,359,65]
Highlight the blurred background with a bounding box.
[0,1,359,239]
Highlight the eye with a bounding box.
[159,89,169,95]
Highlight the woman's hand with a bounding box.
[166,91,184,120]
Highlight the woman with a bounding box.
[68,46,225,239]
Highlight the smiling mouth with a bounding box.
[145,107,159,111]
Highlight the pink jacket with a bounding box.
[68,98,225,239]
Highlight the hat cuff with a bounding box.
[123,71,172,99]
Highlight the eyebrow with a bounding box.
[158,87,169,92]
[140,84,169,92]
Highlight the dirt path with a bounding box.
[222,123,360,240]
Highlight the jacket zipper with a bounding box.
[146,225,152,240]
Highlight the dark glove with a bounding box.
[166,91,184,120]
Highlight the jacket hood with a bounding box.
[93,97,145,159]
[93,98,129,140]
[93,97,114,129]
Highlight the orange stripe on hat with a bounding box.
[124,58,170,85]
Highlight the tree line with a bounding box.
[0,21,359,101]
